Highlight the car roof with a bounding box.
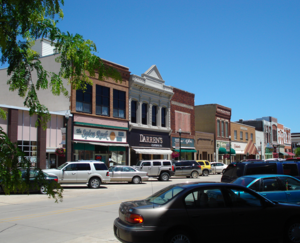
[72,160,105,163]
[168,182,248,190]
[238,174,296,179]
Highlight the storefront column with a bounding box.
[148,103,152,125]
[37,117,46,169]
[7,109,18,144]
[157,106,162,127]
[138,101,142,124]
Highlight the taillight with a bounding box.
[197,165,201,169]
[125,213,144,224]
[172,165,175,171]
[106,172,109,176]
[54,178,58,182]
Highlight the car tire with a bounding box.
[132,176,141,184]
[191,171,199,179]
[166,230,193,243]
[40,185,47,194]
[285,219,300,243]
[202,170,209,176]
[160,172,170,181]
[88,177,101,189]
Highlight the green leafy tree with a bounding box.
[295,147,300,157]
[0,0,121,200]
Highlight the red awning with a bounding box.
[286,152,295,156]
[244,140,259,155]
[273,152,279,158]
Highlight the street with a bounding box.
[0,175,221,243]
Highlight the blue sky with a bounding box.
[11,1,300,131]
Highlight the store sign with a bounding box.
[73,126,126,143]
[172,137,195,148]
[128,129,170,148]
[140,134,163,144]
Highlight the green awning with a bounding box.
[265,152,273,155]
[279,152,288,156]
[109,146,126,152]
[74,143,95,151]
[174,149,197,153]
[219,147,236,155]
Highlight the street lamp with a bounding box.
[178,128,182,161]
[65,110,70,162]
[229,135,231,163]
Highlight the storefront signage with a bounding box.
[240,127,248,131]
[172,137,195,148]
[217,108,230,116]
[128,129,170,148]
[73,126,126,143]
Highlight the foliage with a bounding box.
[295,148,300,157]
[0,127,63,202]
[55,147,65,157]
[171,152,179,159]
[0,0,122,126]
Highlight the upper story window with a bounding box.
[240,131,243,140]
[152,105,157,126]
[142,103,148,125]
[113,89,125,118]
[217,120,220,137]
[161,107,166,127]
[251,133,253,141]
[225,122,228,137]
[246,132,248,141]
[221,121,224,137]
[76,84,92,113]
[131,100,137,123]
[234,130,237,140]
[96,85,109,116]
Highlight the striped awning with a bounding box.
[244,140,258,155]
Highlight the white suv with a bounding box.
[43,161,110,188]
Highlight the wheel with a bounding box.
[89,177,101,189]
[132,176,141,184]
[40,185,47,194]
[191,171,199,179]
[202,170,209,176]
[166,230,192,243]
[285,219,300,243]
[160,172,170,181]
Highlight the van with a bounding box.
[221,160,300,183]
[172,160,202,178]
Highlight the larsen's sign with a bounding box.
[140,134,163,144]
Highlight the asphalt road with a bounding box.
[0,174,222,243]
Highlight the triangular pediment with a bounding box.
[142,65,163,80]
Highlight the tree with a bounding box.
[0,0,121,200]
[295,147,300,157]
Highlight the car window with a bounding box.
[163,161,171,166]
[153,161,161,166]
[123,167,135,172]
[57,162,68,170]
[211,163,215,167]
[205,162,210,166]
[249,180,261,191]
[185,188,225,208]
[279,177,300,191]
[114,167,123,172]
[245,163,277,175]
[226,188,262,207]
[94,163,108,170]
[262,178,281,191]
[65,164,77,171]
[175,162,182,166]
[146,185,184,205]
[199,162,204,165]
[142,162,151,166]
[232,177,256,187]
[77,163,91,171]
[282,164,298,176]
[136,161,142,166]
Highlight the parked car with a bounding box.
[109,166,149,184]
[43,161,110,188]
[232,174,300,204]
[114,182,300,243]
[172,160,202,178]
[221,160,300,183]
[210,162,227,174]
[196,160,212,176]
[133,160,175,181]
[0,169,59,194]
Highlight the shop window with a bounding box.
[246,132,248,141]
[113,89,125,118]
[251,133,253,141]
[152,105,157,126]
[153,155,161,160]
[225,122,228,137]
[221,121,224,137]
[142,103,148,125]
[217,120,220,137]
[234,130,237,140]
[18,140,38,161]
[161,107,166,127]
[240,131,243,140]
[96,85,109,116]
[76,84,92,113]
[131,100,137,123]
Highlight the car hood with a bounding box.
[43,169,60,174]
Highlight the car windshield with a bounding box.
[57,163,68,170]
[232,177,256,187]
[136,161,142,166]
[145,185,185,205]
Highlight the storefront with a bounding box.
[73,125,129,167]
[171,137,196,160]
[216,141,236,164]
[231,140,258,161]
[265,143,274,159]
[128,129,172,165]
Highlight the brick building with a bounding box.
[194,131,214,161]
[170,88,195,160]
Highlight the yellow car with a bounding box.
[196,160,212,176]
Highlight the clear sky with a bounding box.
[12,1,300,131]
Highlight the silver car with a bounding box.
[109,166,149,184]
[210,162,228,174]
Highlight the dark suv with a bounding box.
[221,160,300,183]
[173,160,202,178]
